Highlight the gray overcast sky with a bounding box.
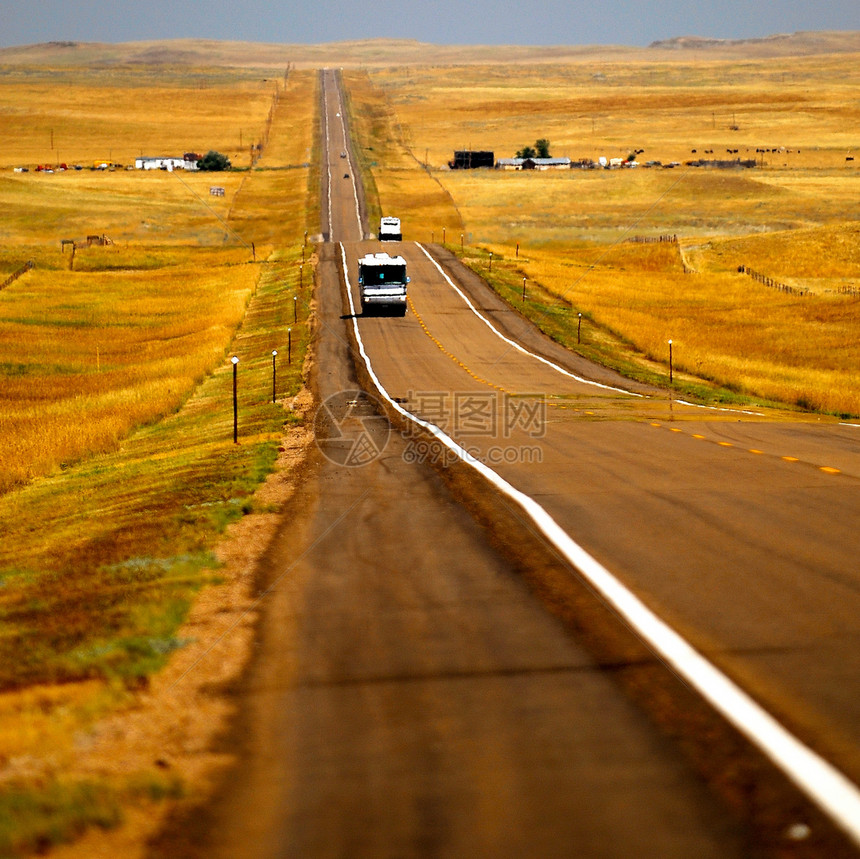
[2,0,859,48]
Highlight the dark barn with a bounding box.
[449,150,495,169]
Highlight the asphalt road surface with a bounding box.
[161,68,860,858]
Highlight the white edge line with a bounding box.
[322,71,333,239]
[339,240,860,847]
[416,242,635,396]
[676,398,764,417]
[332,74,362,238]
[416,243,771,418]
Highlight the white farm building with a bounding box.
[496,157,572,171]
[135,153,201,171]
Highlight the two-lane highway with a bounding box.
[182,68,860,858]
[351,236,860,815]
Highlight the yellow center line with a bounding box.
[650,424,845,476]
[407,295,510,394]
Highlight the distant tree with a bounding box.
[515,139,551,159]
[197,150,231,171]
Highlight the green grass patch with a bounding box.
[0,770,187,857]
[0,780,121,856]
[0,248,310,691]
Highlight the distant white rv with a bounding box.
[379,216,402,241]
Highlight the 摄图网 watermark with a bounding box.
[314,389,546,467]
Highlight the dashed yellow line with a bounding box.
[407,295,510,394]
[648,422,843,476]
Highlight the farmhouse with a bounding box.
[496,157,572,170]
[522,157,571,170]
[135,152,201,171]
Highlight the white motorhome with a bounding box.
[358,252,409,315]
[378,216,402,242]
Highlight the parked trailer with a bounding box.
[358,252,409,315]
[379,216,402,242]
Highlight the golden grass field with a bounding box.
[0,66,316,493]
[0,60,317,854]
[346,51,860,415]
[0,32,858,854]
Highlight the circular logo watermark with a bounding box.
[313,389,391,467]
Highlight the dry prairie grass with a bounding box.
[0,170,247,248]
[514,241,860,415]
[228,70,320,247]
[375,55,860,172]
[0,65,284,170]
[0,63,317,853]
[0,68,319,495]
[350,57,860,416]
[344,71,463,239]
[0,255,255,493]
[0,248,311,853]
[701,222,860,282]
